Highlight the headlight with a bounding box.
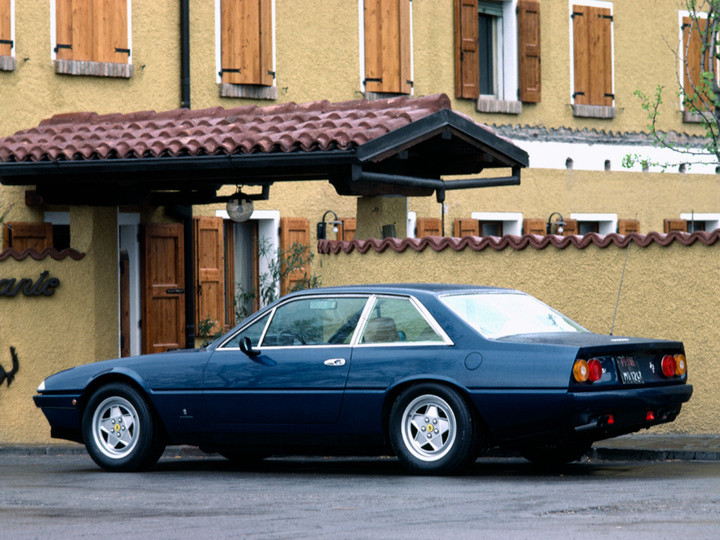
[37,380,46,392]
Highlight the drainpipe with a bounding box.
[180,0,191,109]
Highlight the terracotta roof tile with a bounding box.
[318,230,720,254]
[0,94,458,163]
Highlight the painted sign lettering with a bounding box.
[0,271,60,297]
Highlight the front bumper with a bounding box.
[33,393,84,443]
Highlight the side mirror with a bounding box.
[239,336,259,357]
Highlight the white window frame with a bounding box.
[570,212,617,235]
[678,10,717,111]
[568,0,615,106]
[358,0,414,95]
[680,212,720,232]
[476,0,518,102]
[49,0,133,63]
[117,211,142,357]
[470,211,523,236]
[214,0,277,86]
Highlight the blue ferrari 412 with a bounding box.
[34,284,692,474]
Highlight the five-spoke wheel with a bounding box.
[389,383,477,475]
[82,383,166,472]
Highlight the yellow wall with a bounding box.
[0,208,118,444]
[318,237,718,434]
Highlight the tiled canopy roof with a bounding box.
[0,94,465,163]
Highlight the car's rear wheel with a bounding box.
[520,441,591,467]
[82,383,166,472]
[389,383,477,475]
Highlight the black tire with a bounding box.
[520,441,591,467]
[389,383,477,475]
[81,382,166,472]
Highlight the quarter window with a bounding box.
[361,297,444,344]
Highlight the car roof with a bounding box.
[283,283,518,297]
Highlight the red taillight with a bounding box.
[661,355,677,378]
[588,358,603,382]
[646,410,656,421]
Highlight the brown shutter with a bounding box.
[518,0,541,103]
[664,219,688,233]
[682,16,711,109]
[523,218,545,235]
[415,217,442,237]
[454,0,479,99]
[280,217,311,295]
[0,0,11,56]
[573,5,612,106]
[222,0,273,86]
[4,222,53,251]
[97,0,129,63]
[562,219,579,236]
[337,218,356,241]
[55,0,128,63]
[453,218,480,237]
[142,224,186,354]
[364,0,411,94]
[55,0,74,60]
[194,217,226,336]
[617,219,640,235]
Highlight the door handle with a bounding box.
[323,358,346,367]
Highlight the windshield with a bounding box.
[440,292,588,339]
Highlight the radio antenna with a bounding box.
[610,216,636,335]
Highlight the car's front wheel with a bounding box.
[82,382,166,472]
[389,384,477,475]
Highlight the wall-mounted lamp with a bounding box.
[546,212,566,235]
[317,210,343,240]
[226,190,254,222]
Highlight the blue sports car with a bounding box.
[34,284,692,474]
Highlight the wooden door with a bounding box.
[194,216,225,335]
[279,217,310,295]
[142,224,185,354]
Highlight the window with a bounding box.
[0,0,15,71]
[471,212,523,235]
[44,212,71,251]
[570,2,614,118]
[680,213,720,233]
[680,12,715,122]
[454,0,540,112]
[362,0,412,96]
[570,213,617,235]
[218,0,277,99]
[53,0,133,78]
[359,296,445,344]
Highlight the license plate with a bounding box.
[616,356,644,384]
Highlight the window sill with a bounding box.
[572,104,616,119]
[683,110,713,124]
[219,83,278,100]
[0,55,16,71]
[54,59,133,79]
[475,99,522,115]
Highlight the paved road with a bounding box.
[1,453,719,539]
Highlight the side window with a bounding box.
[262,297,368,347]
[222,312,270,348]
[361,297,444,344]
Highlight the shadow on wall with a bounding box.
[0,346,19,387]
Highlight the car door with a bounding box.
[203,295,369,427]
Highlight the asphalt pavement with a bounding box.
[2,433,719,462]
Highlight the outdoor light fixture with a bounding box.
[546,212,566,235]
[226,191,254,222]
[317,210,343,240]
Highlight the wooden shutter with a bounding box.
[364,0,412,94]
[3,222,53,251]
[682,16,711,109]
[0,0,11,57]
[142,224,186,354]
[523,218,545,235]
[617,219,640,235]
[453,218,480,237]
[664,219,688,233]
[337,218,356,241]
[572,4,612,106]
[562,219,579,236]
[55,0,128,63]
[280,217,311,295]
[222,0,273,86]
[416,217,442,237]
[194,217,226,335]
[518,0,541,103]
[454,0,479,99]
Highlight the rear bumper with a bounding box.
[568,383,693,437]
